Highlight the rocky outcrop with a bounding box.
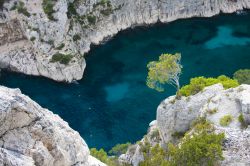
[0,0,250,82]
[121,84,250,165]
[0,86,106,166]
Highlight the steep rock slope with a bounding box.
[120,84,250,165]
[0,0,250,82]
[0,86,106,166]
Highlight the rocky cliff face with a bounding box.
[0,0,250,82]
[120,84,250,165]
[0,86,106,166]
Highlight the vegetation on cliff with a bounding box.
[179,75,239,97]
[234,69,250,84]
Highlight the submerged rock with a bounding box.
[121,84,250,165]
[0,0,250,82]
[0,86,106,166]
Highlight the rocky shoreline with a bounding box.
[0,0,250,82]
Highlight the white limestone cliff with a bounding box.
[0,86,106,166]
[0,0,250,82]
[120,84,250,165]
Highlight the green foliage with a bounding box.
[191,117,214,133]
[11,2,30,17]
[90,148,117,166]
[30,36,36,42]
[233,69,250,84]
[73,34,81,41]
[51,53,73,65]
[67,2,77,18]
[168,131,224,166]
[87,15,97,24]
[0,0,5,8]
[238,114,248,129]
[47,40,54,46]
[109,142,131,156]
[150,129,160,140]
[146,53,182,92]
[139,141,169,166]
[55,43,65,50]
[207,108,218,114]
[42,0,56,21]
[179,75,239,97]
[220,115,233,126]
[171,131,185,139]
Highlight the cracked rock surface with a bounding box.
[0,86,106,166]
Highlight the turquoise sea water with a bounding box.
[1,13,250,150]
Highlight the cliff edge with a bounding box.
[0,86,106,166]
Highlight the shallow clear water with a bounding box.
[1,13,250,150]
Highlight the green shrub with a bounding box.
[30,36,36,41]
[109,142,131,156]
[67,2,77,18]
[73,34,81,41]
[42,0,56,21]
[90,148,117,166]
[233,69,250,84]
[179,75,239,97]
[171,131,185,139]
[139,121,224,166]
[139,143,169,166]
[168,131,224,166]
[220,115,233,126]
[150,129,160,140]
[207,108,218,114]
[0,0,5,8]
[238,114,248,129]
[12,2,30,17]
[87,15,96,24]
[47,40,54,46]
[51,53,73,65]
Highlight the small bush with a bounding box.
[171,131,185,139]
[87,15,96,24]
[30,36,36,41]
[67,2,77,18]
[90,148,117,166]
[208,108,218,114]
[51,53,73,65]
[238,114,248,129]
[179,75,239,97]
[0,0,6,8]
[73,34,81,41]
[168,131,224,166]
[12,2,30,17]
[139,143,169,166]
[220,115,233,126]
[150,129,160,140]
[233,69,250,84]
[47,40,54,46]
[42,0,56,21]
[108,142,131,156]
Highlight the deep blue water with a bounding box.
[1,13,250,150]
